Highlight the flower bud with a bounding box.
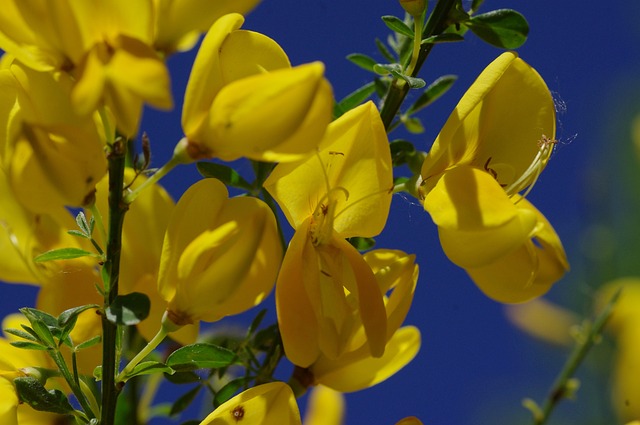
[181,13,333,162]
[399,0,426,18]
[158,178,282,325]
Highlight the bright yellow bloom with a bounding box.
[306,250,420,392]
[153,0,261,53]
[264,102,396,367]
[199,382,301,425]
[419,52,568,303]
[505,297,579,347]
[596,279,640,422]
[181,13,333,162]
[92,170,198,346]
[157,178,282,326]
[0,0,172,135]
[0,64,106,213]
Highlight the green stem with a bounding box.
[116,326,168,383]
[49,350,96,419]
[531,289,620,425]
[379,0,457,130]
[123,149,184,205]
[101,139,129,425]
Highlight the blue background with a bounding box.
[3,1,640,424]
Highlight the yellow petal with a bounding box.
[312,326,420,393]
[264,101,392,237]
[303,386,345,425]
[421,52,555,194]
[0,378,18,425]
[199,382,301,425]
[207,62,332,162]
[276,220,321,367]
[424,165,520,230]
[154,0,262,53]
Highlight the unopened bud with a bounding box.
[399,0,426,17]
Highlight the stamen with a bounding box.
[504,134,556,200]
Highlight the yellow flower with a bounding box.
[153,0,261,53]
[92,170,198,346]
[264,102,398,368]
[304,250,421,392]
[199,382,301,425]
[0,64,106,213]
[0,0,172,136]
[596,279,640,422]
[157,178,282,326]
[419,52,568,303]
[181,13,333,162]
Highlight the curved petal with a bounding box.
[303,386,344,425]
[421,52,555,193]
[312,326,420,393]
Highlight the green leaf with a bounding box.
[105,292,150,326]
[402,116,425,134]
[333,82,376,118]
[421,33,464,44]
[465,9,529,49]
[214,378,251,408]
[247,309,267,336]
[67,230,89,239]
[14,377,75,414]
[93,365,102,381]
[33,247,98,263]
[348,237,376,251]
[127,361,174,379]
[196,162,252,192]
[31,320,56,347]
[164,370,202,384]
[10,341,48,351]
[390,140,417,167]
[75,335,102,351]
[373,63,403,76]
[346,53,378,72]
[375,38,396,62]
[166,343,238,371]
[75,211,90,235]
[381,15,414,38]
[406,75,458,114]
[58,304,100,327]
[4,327,39,342]
[170,385,201,416]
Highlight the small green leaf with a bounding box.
[164,370,202,384]
[346,53,378,72]
[465,9,529,49]
[166,343,237,371]
[333,82,376,118]
[105,293,150,326]
[247,309,267,337]
[58,304,100,327]
[373,63,403,76]
[196,162,252,191]
[10,341,48,351]
[75,335,102,351]
[402,116,425,134]
[93,365,102,381]
[33,247,98,263]
[214,378,251,408]
[14,377,75,414]
[390,140,417,167]
[421,33,465,44]
[170,386,201,416]
[127,361,174,379]
[4,327,39,342]
[375,38,396,62]
[67,230,90,239]
[406,75,458,114]
[75,211,90,236]
[348,237,376,251]
[381,15,414,38]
